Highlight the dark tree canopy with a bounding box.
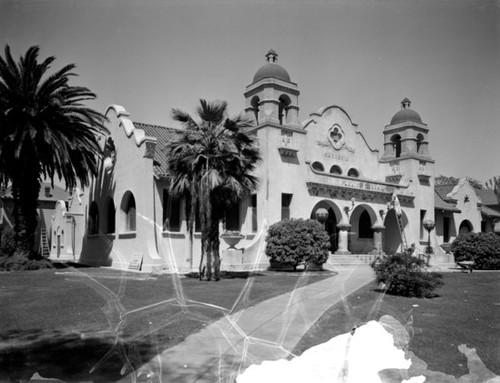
[0,45,108,259]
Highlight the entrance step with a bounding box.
[327,253,376,267]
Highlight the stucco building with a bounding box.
[0,183,70,256]
[53,50,498,271]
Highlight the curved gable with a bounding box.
[303,104,382,182]
[105,105,157,149]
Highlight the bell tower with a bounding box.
[244,50,300,129]
[381,98,432,161]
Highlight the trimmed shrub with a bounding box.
[371,251,443,298]
[451,232,500,270]
[0,229,54,271]
[0,255,54,271]
[265,219,330,268]
[0,229,16,257]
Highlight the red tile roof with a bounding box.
[481,205,500,218]
[1,183,70,202]
[434,184,457,201]
[434,190,461,213]
[475,187,499,206]
[133,122,180,178]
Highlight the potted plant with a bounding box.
[221,230,245,249]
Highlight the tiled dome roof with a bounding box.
[390,98,422,124]
[252,50,291,83]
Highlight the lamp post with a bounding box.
[315,208,329,228]
[423,219,435,263]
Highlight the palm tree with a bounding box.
[0,45,107,261]
[165,99,260,280]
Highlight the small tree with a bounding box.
[165,100,260,281]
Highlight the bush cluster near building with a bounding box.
[0,229,53,271]
[451,232,500,270]
[265,218,330,269]
[371,251,443,298]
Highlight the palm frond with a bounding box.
[197,99,227,124]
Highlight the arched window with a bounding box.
[391,135,402,158]
[312,161,325,172]
[106,197,115,234]
[121,192,136,232]
[359,210,373,239]
[347,168,359,178]
[251,96,260,125]
[278,95,291,125]
[330,165,342,175]
[88,201,99,235]
[416,134,424,154]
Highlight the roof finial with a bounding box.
[401,98,411,109]
[266,49,278,63]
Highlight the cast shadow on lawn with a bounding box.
[372,288,442,299]
[0,329,167,383]
[184,270,265,279]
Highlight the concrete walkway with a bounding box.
[120,265,374,383]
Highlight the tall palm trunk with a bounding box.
[199,170,213,280]
[12,175,40,259]
[209,216,221,281]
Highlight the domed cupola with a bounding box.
[390,98,423,125]
[381,98,432,162]
[244,50,300,128]
[252,50,292,83]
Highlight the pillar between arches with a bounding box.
[371,223,385,255]
[335,222,351,255]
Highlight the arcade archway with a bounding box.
[349,204,378,254]
[459,220,473,235]
[383,208,409,254]
[310,200,342,252]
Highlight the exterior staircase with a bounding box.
[326,253,376,267]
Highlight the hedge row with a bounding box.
[451,232,500,270]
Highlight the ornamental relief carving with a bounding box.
[316,123,355,153]
[328,124,346,150]
[280,130,293,147]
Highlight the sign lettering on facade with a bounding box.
[324,152,350,162]
[315,173,391,193]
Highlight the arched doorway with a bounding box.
[310,200,342,252]
[383,209,409,254]
[459,220,473,236]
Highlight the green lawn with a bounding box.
[0,266,333,382]
[293,271,500,378]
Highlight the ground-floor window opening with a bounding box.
[88,201,99,235]
[281,193,293,220]
[225,203,240,231]
[162,190,181,232]
[106,198,115,234]
[420,210,426,240]
[443,216,450,243]
[251,194,257,232]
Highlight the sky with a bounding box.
[1,0,499,183]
